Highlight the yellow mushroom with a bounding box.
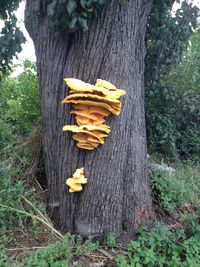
[88,106,111,116]
[75,115,105,126]
[62,93,121,108]
[64,78,126,100]
[77,143,96,150]
[62,78,126,150]
[64,78,96,93]
[62,99,121,115]
[73,133,102,144]
[71,106,111,126]
[73,168,87,183]
[66,178,83,192]
[95,79,117,90]
[70,110,101,120]
[95,79,126,98]
[92,130,108,138]
[72,133,88,142]
[73,133,105,151]
[79,125,111,133]
[75,116,92,126]
[74,105,110,116]
[63,125,112,150]
[73,104,90,112]
[66,168,87,193]
[63,125,104,142]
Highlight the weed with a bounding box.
[149,162,200,213]
[106,233,117,248]
[117,223,200,267]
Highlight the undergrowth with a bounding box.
[149,162,200,213]
[117,223,200,267]
[0,236,99,267]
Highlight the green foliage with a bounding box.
[0,239,73,267]
[0,60,40,152]
[0,0,109,76]
[0,0,131,76]
[106,233,117,248]
[0,0,20,18]
[146,86,200,158]
[0,236,99,266]
[74,236,99,255]
[46,0,109,32]
[167,28,200,95]
[150,169,189,211]
[0,61,42,248]
[145,1,200,159]
[149,162,200,212]
[146,0,199,84]
[17,238,73,267]
[0,0,25,78]
[117,223,200,267]
[175,92,200,157]
[0,165,49,262]
[164,29,200,157]
[0,165,45,233]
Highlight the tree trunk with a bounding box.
[25,0,154,240]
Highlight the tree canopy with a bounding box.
[146,0,199,87]
[0,0,25,79]
[145,0,199,157]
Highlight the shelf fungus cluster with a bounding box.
[62,78,126,150]
[66,168,87,193]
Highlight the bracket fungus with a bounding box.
[62,78,126,150]
[66,167,87,193]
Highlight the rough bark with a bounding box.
[25,0,154,240]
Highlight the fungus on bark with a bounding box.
[62,78,126,150]
[66,167,87,193]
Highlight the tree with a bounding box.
[23,0,154,240]
[145,0,199,157]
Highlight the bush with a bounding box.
[0,239,73,267]
[0,60,40,151]
[145,20,200,159]
[149,163,200,212]
[150,169,189,212]
[0,165,45,233]
[16,238,73,267]
[117,223,200,267]
[0,237,99,267]
[146,82,200,160]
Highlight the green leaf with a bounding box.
[80,0,86,9]
[68,17,78,32]
[66,0,77,16]
[47,0,58,16]
[78,16,88,31]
